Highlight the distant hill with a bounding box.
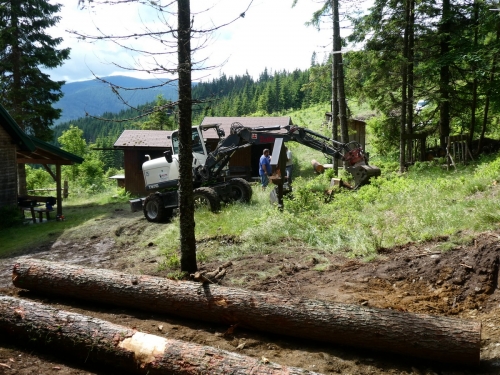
[54,76,178,124]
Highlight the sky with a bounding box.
[46,0,367,84]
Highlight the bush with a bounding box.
[26,165,53,191]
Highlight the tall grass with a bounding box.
[167,152,500,265]
[3,154,500,271]
[3,103,500,271]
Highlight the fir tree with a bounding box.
[0,0,70,195]
[0,0,70,141]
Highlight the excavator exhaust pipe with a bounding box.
[346,164,381,188]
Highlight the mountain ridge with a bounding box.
[54,76,178,124]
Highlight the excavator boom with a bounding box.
[228,123,381,188]
[190,122,379,188]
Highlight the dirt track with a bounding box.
[1,209,500,374]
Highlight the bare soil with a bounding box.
[1,208,500,374]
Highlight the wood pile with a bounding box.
[6,258,481,368]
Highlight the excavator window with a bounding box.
[192,130,205,154]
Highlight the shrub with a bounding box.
[26,165,53,191]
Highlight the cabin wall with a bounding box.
[0,125,18,207]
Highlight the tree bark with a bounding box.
[177,0,197,273]
[0,295,319,375]
[439,0,451,148]
[331,0,339,176]
[400,0,410,173]
[334,5,349,156]
[406,0,415,162]
[479,26,499,153]
[468,0,480,150]
[12,258,481,365]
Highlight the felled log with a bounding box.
[0,295,320,375]
[12,258,481,365]
[311,159,324,173]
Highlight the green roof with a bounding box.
[29,136,84,164]
[0,103,83,164]
[0,103,35,152]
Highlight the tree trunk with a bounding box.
[332,0,348,158]
[406,0,415,163]
[177,0,197,273]
[468,0,479,150]
[0,295,319,375]
[479,37,498,153]
[439,0,451,147]
[331,0,339,176]
[11,3,27,196]
[12,259,481,365]
[400,0,410,173]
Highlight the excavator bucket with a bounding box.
[345,164,381,188]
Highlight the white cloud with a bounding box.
[46,0,361,83]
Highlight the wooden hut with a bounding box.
[113,130,172,195]
[0,103,83,219]
[323,113,367,150]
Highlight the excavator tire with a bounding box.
[143,194,173,223]
[227,178,253,203]
[193,187,221,212]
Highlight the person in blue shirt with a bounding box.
[259,148,272,190]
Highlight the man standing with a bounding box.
[285,146,293,184]
[259,149,272,190]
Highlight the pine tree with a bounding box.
[141,95,175,130]
[0,0,70,140]
[0,0,70,195]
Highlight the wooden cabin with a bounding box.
[323,113,367,150]
[0,103,83,219]
[113,130,173,195]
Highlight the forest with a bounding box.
[52,0,500,165]
[28,0,500,197]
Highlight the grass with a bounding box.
[4,102,499,292]
[3,153,500,269]
[3,105,500,275]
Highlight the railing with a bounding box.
[27,181,69,198]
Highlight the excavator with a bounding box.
[139,122,381,222]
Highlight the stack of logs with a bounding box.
[0,258,482,374]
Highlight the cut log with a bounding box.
[0,295,321,375]
[311,159,324,173]
[12,258,481,365]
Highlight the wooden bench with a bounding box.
[18,195,56,223]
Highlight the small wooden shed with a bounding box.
[113,130,173,195]
[323,113,367,150]
[0,103,84,217]
[114,118,293,194]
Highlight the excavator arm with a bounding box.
[195,122,381,188]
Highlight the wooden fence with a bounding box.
[27,180,69,198]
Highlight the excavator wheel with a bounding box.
[143,194,173,223]
[227,178,253,203]
[193,187,221,212]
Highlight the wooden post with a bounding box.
[12,259,482,365]
[63,180,69,198]
[55,164,62,217]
